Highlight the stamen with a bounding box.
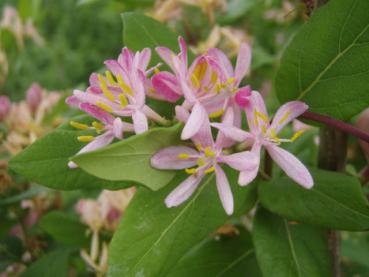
[116,75,133,95]
[209,109,224,118]
[215,83,223,93]
[193,61,208,82]
[278,110,291,125]
[118,94,128,108]
[178,153,190,159]
[195,143,203,151]
[92,121,104,132]
[261,125,267,134]
[185,168,197,174]
[211,71,218,84]
[204,166,215,174]
[105,71,116,85]
[70,121,89,130]
[204,147,216,157]
[96,101,113,113]
[77,136,95,142]
[253,109,259,126]
[154,67,160,74]
[197,158,206,166]
[191,74,200,89]
[255,111,269,124]
[270,128,280,143]
[291,130,305,141]
[226,77,235,85]
[97,74,115,101]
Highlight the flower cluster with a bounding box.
[68,37,313,215]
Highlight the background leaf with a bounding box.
[73,124,182,191]
[252,208,331,277]
[108,169,257,277]
[275,0,369,120]
[259,168,369,231]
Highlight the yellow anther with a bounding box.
[118,94,128,108]
[270,128,280,143]
[226,77,236,85]
[69,121,89,130]
[193,61,208,82]
[195,143,203,151]
[261,125,267,134]
[255,111,269,124]
[105,71,116,85]
[211,71,218,84]
[291,130,305,141]
[185,168,197,174]
[215,83,223,93]
[204,147,216,157]
[116,75,133,95]
[101,86,115,102]
[209,109,224,118]
[97,74,107,86]
[154,67,160,74]
[204,166,215,174]
[278,110,291,125]
[77,136,95,142]
[96,101,113,113]
[197,158,206,167]
[178,153,190,159]
[191,74,200,88]
[253,109,259,126]
[92,121,104,131]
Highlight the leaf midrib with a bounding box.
[284,220,302,277]
[215,249,254,277]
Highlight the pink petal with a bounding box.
[215,165,234,215]
[219,151,258,172]
[270,101,309,134]
[235,43,251,83]
[104,60,126,77]
[156,46,175,70]
[244,90,269,133]
[151,72,182,103]
[235,86,252,108]
[211,123,253,142]
[165,174,203,208]
[65,96,80,107]
[151,146,198,170]
[132,109,148,134]
[113,117,124,139]
[138,48,151,71]
[207,48,233,78]
[181,102,207,140]
[192,116,214,148]
[79,103,114,125]
[178,36,187,67]
[238,143,261,186]
[175,105,190,123]
[266,145,313,189]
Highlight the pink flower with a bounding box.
[213,90,313,188]
[26,83,43,113]
[67,47,167,135]
[151,111,258,215]
[0,95,11,121]
[67,103,134,168]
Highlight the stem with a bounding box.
[318,126,346,277]
[300,111,369,145]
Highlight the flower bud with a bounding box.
[0,95,11,121]
[26,83,42,112]
[235,85,252,108]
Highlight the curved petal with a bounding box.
[151,71,182,103]
[79,103,114,125]
[151,146,198,170]
[181,102,207,140]
[156,46,175,71]
[238,143,261,186]
[175,105,190,123]
[192,116,214,148]
[211,123,253,142]
[178,36,187,68]
[215,165,234,215]
[244,90,269,133]
[132,109,148,134]
[207,48,233,78]
[219,151,258,172]
[165,174,203,208]
[266,145,313,188]
[113,117,124,139]
[270,101,309,134]
[138,48,151,71]
[215,106,235,149]
[235,43,251,83]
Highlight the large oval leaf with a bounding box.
[108,169,257,277]
[275,0,369,120]
[259,168,369,231]
[9,116,131,191]
[73,124,182,191]
[252,208,331,277]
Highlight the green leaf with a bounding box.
[108,169,257,277]
[259,168,369,231]
[9,116,131,190]
[39,211,88,247]
[275,0,369,120]
[167,227,261,277]
[73,124,182,191]
[252,208,331,277]
[21,249,70,277]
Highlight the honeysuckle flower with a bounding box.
[0,95,11,121]
[67,103,134,168]
[151,113,258,215]
[213,90,314,188]
[67,47,167,135]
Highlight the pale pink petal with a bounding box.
[235,43,251,84]
[238,143,261,186]
[244,90,269,133]
[270,101,309,134]
[211,123,253,142]
[175,105,190,123]
[215,165,234,215]
[151,72,182,102]
[165,174,203,208]
[113,117,124,139]
[266,145,313,189]
[181,102,207,140]
[65,96,80,107]
[79,103,114,125]
[138,48,151,71]
[132,109,148,134]
[219,151,258,172]
[192,116,214,148]
[215,106,235,149]
[104,60,125,77]
[178,36,187,68]
[207,48,233,78]
[151,146,198,170]
[156,46,175,70]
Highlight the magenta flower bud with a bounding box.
[0,95,11,121]
[26,83,42,112]
[235,85,252,108]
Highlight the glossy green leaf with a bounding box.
[9,116,131,190]
[259,168,369,230]
[252,208,331,277]
[167,227,261,277]
[108,169,257,277]
[276,0,369,120]
[39,211,88,247]
[73,124,182,191]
